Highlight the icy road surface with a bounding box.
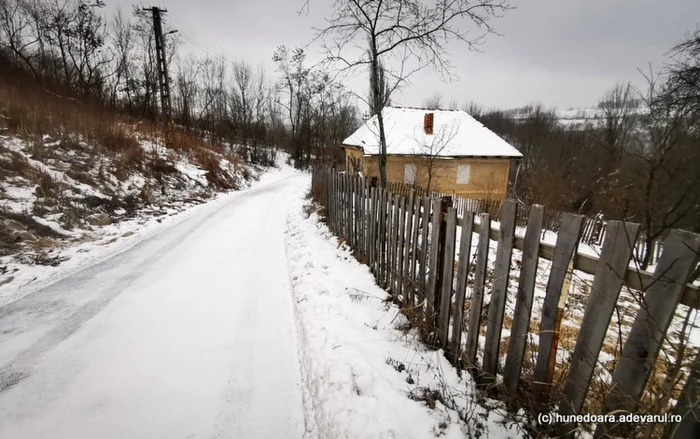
[0,173,313,439]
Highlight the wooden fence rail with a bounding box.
[311,168,700,438]
[388,177,663,265]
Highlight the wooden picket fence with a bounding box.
[389,179,663,265]
[311,167,700,439]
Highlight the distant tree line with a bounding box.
[0,0,359,167]
[451,30,700,268]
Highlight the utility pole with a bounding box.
[145,6,174,120]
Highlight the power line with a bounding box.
[165,11,227,54]
[176,31,243,73]
[150,7,249,74]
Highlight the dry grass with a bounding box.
[0,75,242,188]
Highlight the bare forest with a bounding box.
[0,0,360,168]
[460,34,700,270]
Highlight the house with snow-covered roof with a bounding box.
[341,106,522,200]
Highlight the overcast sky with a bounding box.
[110,0,700,111]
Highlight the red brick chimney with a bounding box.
[424,112,434,135]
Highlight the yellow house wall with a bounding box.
[356,153,511,200]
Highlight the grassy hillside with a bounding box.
[0,73,261,261]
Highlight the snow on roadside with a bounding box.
[0,160,297,306]
[284,192,523,439]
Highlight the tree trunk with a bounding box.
[371,49,388,188]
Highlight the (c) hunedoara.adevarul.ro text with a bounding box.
[537,412,682,425]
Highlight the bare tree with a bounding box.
[626,70,700,269]
[0,0,40,78]
[422,91,444,110]
[315,0,511,187]
[461,100,484,119]
[664,28,700,115]
[273,46,309,167]
[596,82,640,159]
[411,120,461,192]
[174,54,200,129]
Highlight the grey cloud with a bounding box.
[108,0,700,109]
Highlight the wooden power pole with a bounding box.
[145,6,173,120]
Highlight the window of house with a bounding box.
[404,164,417,184]
[456,164,471,184]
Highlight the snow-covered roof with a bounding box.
[342,106,522,158]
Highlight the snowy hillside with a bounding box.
[0,129,267,302]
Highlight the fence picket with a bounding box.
[411,194,422,297]
[397,196,407,301]
[342,174,347,239]
[426,197,443,329]
[314,168,700,434]
[403,190,416,305]
[483,200,518,383]
[353,176,359,252]
[532,213,584,403]
[378,189,386,284]
[557,221,641,438]
[465,213,491,366]
[437,207,458,349]
[419,196,431,297]
[372,187,378,271]
[503,204,544,394]
[388,194,397,293]
[450,211,475,362]
[595,230,700,437]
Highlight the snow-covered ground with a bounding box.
[285,194,524,439]
[0,133,263,305]
[0,163,530,439]
[0,164,315,439]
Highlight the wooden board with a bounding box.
[558,221,641,437]
[450,211,475,361]
[503,205,544,394]
[465,213,491,366]
[532,213,584,403]
[482,200,518,382]
[438,207,458,348]
[426,197,442,329]
[596,230,700,437]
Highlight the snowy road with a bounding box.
[0,172,313,439]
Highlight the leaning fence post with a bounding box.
[595,230,700,438]
[532,213,584,405]
[557,221,641,438]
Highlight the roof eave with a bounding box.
[361,153,523,159]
